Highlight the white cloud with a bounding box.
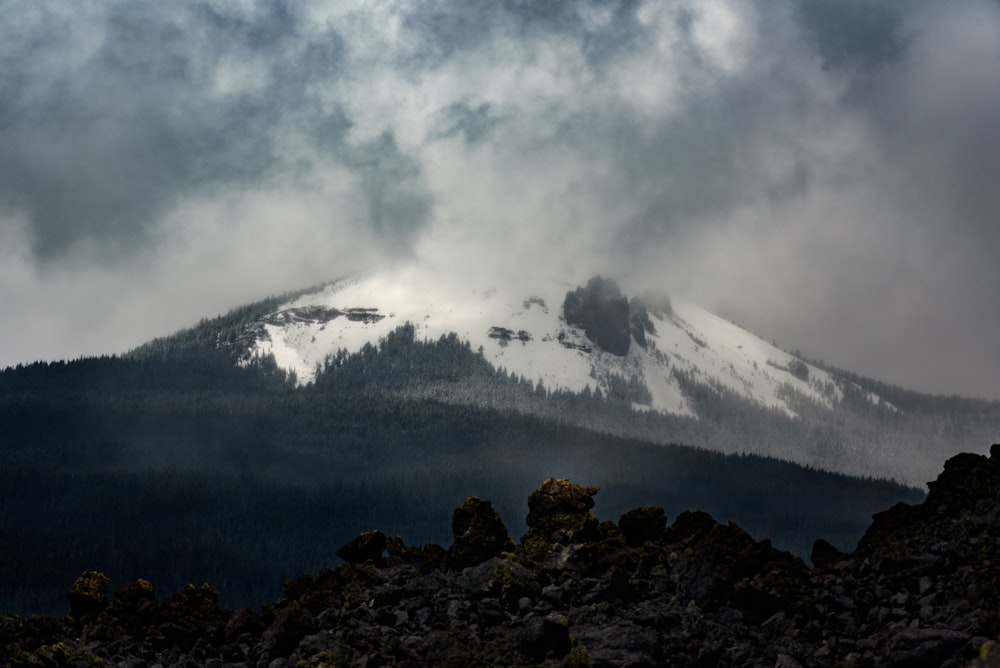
[690,0,756,76]
[2,0,1000,398]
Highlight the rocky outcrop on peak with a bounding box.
[628,297,656,349]
[562,276,661,354]
[563,276,632,356]
[488,326,532,344]
[261,305,385,328]
[3,447,1000,667]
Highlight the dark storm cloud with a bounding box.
[0,1,430,259]
[347,131,431,245]
[2,0,1000,399]
[611,86,802,254]
[536,3,823,250]
[795,0,905,75]
[863,8,1000,244]
[1,3,279,257]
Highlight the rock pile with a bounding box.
[3,447,1000,667]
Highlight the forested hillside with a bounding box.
[125,280,1000,488]
[0,335,922,616]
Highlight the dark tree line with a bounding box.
[0,335,924,617]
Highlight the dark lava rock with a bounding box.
[667,509,719,543]
[67,570,111,620]
[518,613,572,661]
[5,446,1000,667]
[887,627,971,667]
[523,478,601,549]
[619,506,667,547]
[112,578,156,611]
[448,496,516,570]
[810,537,846,569]
[336,529,388,566]
[563,276,632,356]
[261,600,318,657]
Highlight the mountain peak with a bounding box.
[247,268,845,421]
[120,265,1000,488]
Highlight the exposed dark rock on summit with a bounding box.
[629,296,656,349]
[562,276,661,354]
[4,446,1000,666]
[563,276,632,356]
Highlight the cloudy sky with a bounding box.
[2,0,999,399]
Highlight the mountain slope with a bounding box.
[129,264,1000,487]
[0,358,922,615]
[244,267,853,419]
[2,267,983,618]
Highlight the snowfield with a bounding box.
[250,266,873,420]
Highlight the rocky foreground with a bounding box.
[4,447,1000,667]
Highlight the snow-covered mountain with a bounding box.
[248,265,870,420]
[130,263,998,488]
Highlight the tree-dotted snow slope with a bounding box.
[250,265,865,419]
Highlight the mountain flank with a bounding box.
[3,445,999,667]
[0,356,919,616]
[124,269,1000,487]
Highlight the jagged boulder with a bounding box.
[150,583,228,652]
[925,447,1000,514]
[448,496,516,570]
[112,578,156,611]
[336,530,388,566]
[523,478,600,549]
[858,444,1000,565]
[810,538,845,569]
[105,579,158,638]
[619,505,667,547]
[672,520,762,601]
[666,509,719,544]
[67,570,112,620]
[179,582,220,608]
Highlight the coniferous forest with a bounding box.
[1,332,924,616]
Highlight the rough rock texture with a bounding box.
[628,297,656,349]
[4,446,1000,667]
[563,276,632,356]
[335,530,389,566]
[524,477,601,549]
[448,496,516,570]
[66,570,111,622]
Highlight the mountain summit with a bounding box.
[247,267,848,418]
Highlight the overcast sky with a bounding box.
[2,0,999,399]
